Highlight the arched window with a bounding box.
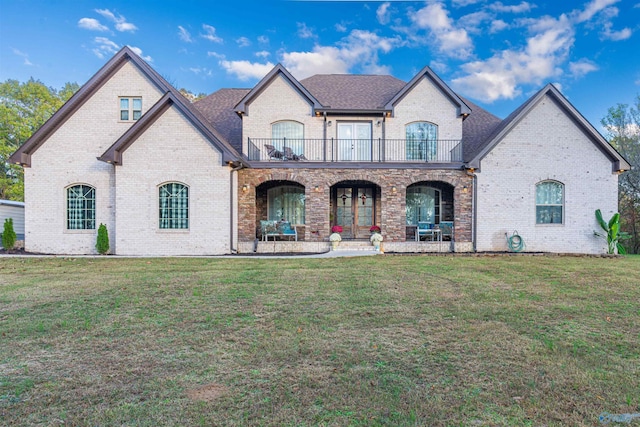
[536,181,564,224]
[406,122,438,161]
[272,121,304,157]
[67,184,96,230]
[267,185,305,224]
[406,186,440,225]
[159,182,189,229]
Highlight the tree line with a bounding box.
[2,78,639,252]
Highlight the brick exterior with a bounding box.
[24,61,163,254]
[475,94,619,254]
[115,107,232,256]
[237,168,473,245]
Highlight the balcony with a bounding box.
[247,138,463,163]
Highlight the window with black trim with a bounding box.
[159,182,189,229]
[67,184,96,230]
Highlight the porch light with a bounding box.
[242,184,250,193]
[462,185,468,193]
[327,121,332,127]
[314,185,321,192]
[376,120,382,127]
[391,186,397,193]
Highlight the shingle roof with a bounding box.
[195,89,250,152]
[300,74,406,110]
[460,97,502,163]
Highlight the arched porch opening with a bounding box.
[255,180,305,239]
[405,181,455,241]
[330,180,380,239]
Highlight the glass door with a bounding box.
[337,123,372,161]
[334,186,374,239]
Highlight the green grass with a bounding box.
[1,255,639,426]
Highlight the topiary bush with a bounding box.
[96,223,110,255]
[2,218,17,251]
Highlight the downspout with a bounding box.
[381,112,386,162]
[466,167,477,252]
[230,160,246,254]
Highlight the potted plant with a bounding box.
[370,227,383,250]
[330,225,343,250]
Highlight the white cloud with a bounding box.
[573,0,620,23]
[11,48,33,66]
[601,23,632,40]
[297,23,315,39]
[489,19,509,33]
[78,18,108,31]
[95,8,137,32]
[377,2,392,25]
[452,14,574,101]
[236,37,251,47]
[335,23,348,33]
[282,47,350,77]
[255,50,270,58]
[280,29,401,79]
[410,2,473,60]
[128,46,152,62]
[459,11,492,33]
[489,2,535,13]
[452,0,483,6]
[201,24,223,43]
[569,59,599,77]
[188,67,212,76]
[258,35,269,44]
[92,36,119,58]
[219,60,275,81]
[207,51,225,59]
[178,26,192,43]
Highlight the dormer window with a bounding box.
[120,97,142,121]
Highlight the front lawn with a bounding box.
[1,255,639,426]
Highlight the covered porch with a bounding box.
[235,168,474,254]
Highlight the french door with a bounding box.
[334,186,374,239]
[337,122,372,161]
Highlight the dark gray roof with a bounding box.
[460,97,502,163]
[301,74,406,110]
[195,89,250,152]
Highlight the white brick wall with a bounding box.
[115,106,232,256]
[475,94,618,254]
[389,76,463,141]
[25,61,163,254]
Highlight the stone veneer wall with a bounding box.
[237,168,473,249]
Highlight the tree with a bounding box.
[601,95,640,253]
[1,218,17,250]
[179,88,207,103]
[0,79,79,201]
[95,223,110,255]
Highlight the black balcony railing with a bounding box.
[247,138,463,163]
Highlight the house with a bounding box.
[0,199,25,245]
[9,47,630,255]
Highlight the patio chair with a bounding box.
[283,146,307,161]
[415,221,434,241]
[439,221,453,241]
[264,144,284,160]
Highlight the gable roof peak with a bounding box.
[234,63,322,114]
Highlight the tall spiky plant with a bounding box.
[594,209,629,254]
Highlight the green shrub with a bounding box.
[2,218,17,250]
[96,223,110,255]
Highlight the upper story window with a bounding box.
[406,122,438,161]
[67,184,96,230]
[120,97,142,121]
[159,182,189,229]
[272,121,304,157]
[536,180,564,224]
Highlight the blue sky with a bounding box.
[1,0,639,129]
